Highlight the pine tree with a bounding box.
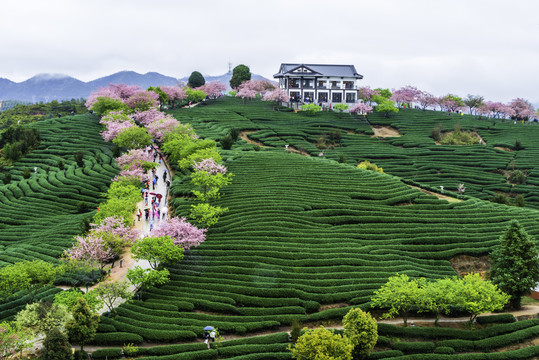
[42,328,73,360]
[65,298,99,351]
[489,221,539,309]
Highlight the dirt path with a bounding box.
[286,146,310,156]
[371,126,401,138]
[410,185,462,203]
[239,130,267,148]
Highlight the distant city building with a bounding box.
[273,63,363,105]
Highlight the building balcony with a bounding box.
[289,84,300,88]
[303,85,314,89]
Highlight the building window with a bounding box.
[344,81,354,89]
[289,78,300,88]
[290,91,300,102]
[302,79,313,89]
[318,92,328,102]
[304,92,314,102]
[345,93,356,103]
[331,81,340,89]
[318,81,326,89]
[332,93,342,103]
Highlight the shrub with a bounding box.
[301,104,321,116]
[357,161,384,173]
[75,151,84,167]
[515,195,525,207]
[434,346,455,355]
[514,139,524,150]
[391,341,435,353]
[91,348,123,360]
[91,332,143,345]
[509,170,527,185]
[220,134,235,150]
[22,168,31,179]
[290,319,302,343]
[476,314,516,325]
[365,350,404,359]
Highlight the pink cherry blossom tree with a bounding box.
[90,216,140,244]
[115,148,153,168]
[197,82,227,99]
[193,158,227,175]
[417,91,438,110]
[101,120,136,142]
[125,91,160,111]
[391,86,422,108]
[509,98,535,119]
[67,235,114,269]
[235,81,258,104]
[350,103,373,115]
[152,217,206,250]
[85,87,122,109]
[161,86,187,109]
[109,84,143,100]
[131,108,165,125]
[262,88,290,103]
[147,117,181,141]
[358,86,380,105]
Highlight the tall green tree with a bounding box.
[112,126,152,149]
[489,221,539,309]
[342,308,378,357]
[371,273,425,326]
[131,236,184,270]
[93,281,132,314]
[230,64,251,89]
[66,298,99,352]
[16,302,70,336]
[187,71,205,88]
[42,328,74,360]
[458,273,509,324]
[289,326,353,360]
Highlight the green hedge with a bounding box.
[91,348,123,359]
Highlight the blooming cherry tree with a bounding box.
[161,86,187,109]
[193,158,227,175]
[262,88,290,103]
[147,116,181,141]
[358,86,381,105]
[350,103,373,115]
[115,149,153,168]
[391,86,422,108]
[152,217,207,250]
[67,235,114,269]
[509,98,535,119]
[197,82,227,99]
[125,91,160,111]
[417,91,438,110]
[101,120,135,142]
[90,216,140,245]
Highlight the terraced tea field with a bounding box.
[0,114,118,319]
[97,96,539,350]
[175,98,539,209]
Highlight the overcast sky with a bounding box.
[2,0,538,105]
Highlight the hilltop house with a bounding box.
[273,63,363,105]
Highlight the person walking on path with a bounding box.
[137,209,142,221]
[149,219,154,231]
[152,177,157,190]
[163,169,167,182]
[162,206,168,220]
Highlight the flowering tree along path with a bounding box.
[57,157,170,314]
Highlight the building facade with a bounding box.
[273,63,363,105]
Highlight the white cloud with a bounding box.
[1,0,538,104]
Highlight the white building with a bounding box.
[273,63,363,105]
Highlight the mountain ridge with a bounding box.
[0,71,271,102]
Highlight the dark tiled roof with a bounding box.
[274,63,363,79]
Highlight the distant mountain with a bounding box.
[0,71,273,102]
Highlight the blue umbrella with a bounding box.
[204,326,214,331]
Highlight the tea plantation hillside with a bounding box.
[173,98,539,209]
[0,114,118,267]
[94,99,539,352]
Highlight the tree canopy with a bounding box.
[187,71,206,88]
[489,220,539,309]
[230,64,251,89]
[289,326,353,360]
